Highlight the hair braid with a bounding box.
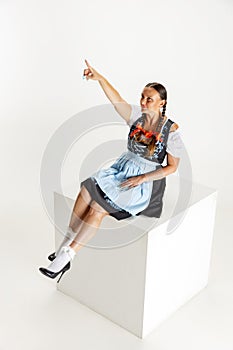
[162,102,167,117]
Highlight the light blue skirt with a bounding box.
[91,150,162,216]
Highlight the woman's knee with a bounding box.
[88,200,110,217]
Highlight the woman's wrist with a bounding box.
[98,75,105,82]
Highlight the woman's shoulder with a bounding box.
[168,120,179,132]
[169,123,179,132]
[166,119,184,158]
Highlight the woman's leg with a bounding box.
[54,185,93,255]
[44,200,110,273]
[70,200,110,253]
[69,185,93,232]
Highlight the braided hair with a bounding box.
[132,82,168,157]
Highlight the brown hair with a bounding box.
[134,82,168,157]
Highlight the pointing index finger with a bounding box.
[85,59,91,68]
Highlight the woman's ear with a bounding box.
[160,100,166,108]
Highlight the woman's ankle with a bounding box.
[47,246,76,272]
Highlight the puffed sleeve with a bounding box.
[166,129,184,158]
[127,104,142,127]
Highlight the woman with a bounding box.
[39,59,184,283]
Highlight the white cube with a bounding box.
[54,175,217,338]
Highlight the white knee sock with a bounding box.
[56,226,77,255]
[47,246,76,272]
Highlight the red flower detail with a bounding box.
[130,123,163,141]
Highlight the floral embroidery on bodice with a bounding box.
[127,114,174,164]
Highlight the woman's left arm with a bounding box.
[143,153,180,182]
[144,126,184,182]
[119,154,180,189]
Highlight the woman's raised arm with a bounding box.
[83,59,132,123]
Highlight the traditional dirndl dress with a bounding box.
[81,104,184,220]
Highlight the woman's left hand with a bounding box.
[119,174,147,189]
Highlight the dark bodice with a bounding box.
[127,114,174,164]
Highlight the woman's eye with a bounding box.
[141,96,152,101]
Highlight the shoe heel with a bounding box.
[57,270,65,284]
[56,262,71,284]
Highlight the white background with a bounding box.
[0,0,233,349]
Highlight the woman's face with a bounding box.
[140,87,165,113]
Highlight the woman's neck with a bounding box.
[145,110,162,125]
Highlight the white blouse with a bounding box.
[127,104,184,158]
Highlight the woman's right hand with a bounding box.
[83,59,103,81]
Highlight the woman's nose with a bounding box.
[141,99,146,106]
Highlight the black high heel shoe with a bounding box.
[48,252,56,261]
[39,261,71,283]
